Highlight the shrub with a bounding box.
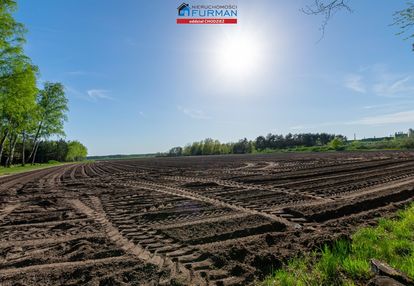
[328,137,345,151]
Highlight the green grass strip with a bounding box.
[0,161,66,176]
[263,203,414,286]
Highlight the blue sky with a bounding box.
[16,1,414,156]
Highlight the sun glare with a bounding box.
[214,31,265,80]
[200,24,278,96]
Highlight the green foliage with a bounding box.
[167,132,414,157]
[351,206,414,278]
[1,57,37,123]
[341,257,371,280]
[346,137,414,151]
[178,138,235,156]
[257,133,341,151]
[0,0,26,57]
[36,82,68,138]
[267,256,312,286]
[2,139,87,164]
[264,203,414,285]
[65,141,88,162]
[348,140,367,150]
[35,139,69,163]
[317,245,341,282]
[167,133,348,157]
[398,137,414,149]
[0,0,33,124]
[0,1,81,168]
[232,138,253,154]
[168,146,182,157]
[328,137,345,151]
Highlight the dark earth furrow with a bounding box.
[1,151,414,285]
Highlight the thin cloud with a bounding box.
[87,89,113,101]
[349,110,414,126]
[373,76,414,97]
[344,65,414,97]
[344,74,366,93]
[177,105,210,120]
[363,100,414,112]
[66,86,113,102]
[291,109,414,128]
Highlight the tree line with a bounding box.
[167,133,346,156]
[34,140,87,163]
[0,1,87,166]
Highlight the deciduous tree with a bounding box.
[27,82,68,164]
[65,141,88,162]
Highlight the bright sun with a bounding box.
[214,31,264,80]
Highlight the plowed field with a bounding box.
[1,151,414,285]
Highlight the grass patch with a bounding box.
[0,161,66,176]
[263,203,414,285]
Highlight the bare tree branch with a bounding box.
[303,1,414,51]
[301,0,352,41]
[392,1,414,50]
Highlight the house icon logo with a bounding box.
[177,3,190,16]
[176,2,238,24]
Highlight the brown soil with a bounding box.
[1,151,414,285]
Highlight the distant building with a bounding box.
[409,128,414,138]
